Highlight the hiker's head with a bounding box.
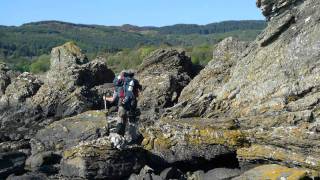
[120,69,134,77]
[126,69,135,78]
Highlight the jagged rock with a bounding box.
[161,0,320,171]
[232,164,317,180]
[167,37,248,118]
[60,137,146,179]
[136,48,195,123]
[0,152,27,179]
[30,111,109,154]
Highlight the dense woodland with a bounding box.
[0,20,266,73]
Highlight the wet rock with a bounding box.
[136,48,195,123]
[232,164,317,180]
[0,152,27,179]
[60,137,146,179]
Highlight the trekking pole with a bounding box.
[103,95,107,111]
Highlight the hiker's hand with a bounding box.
[103,95,106,100]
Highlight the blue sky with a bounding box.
[0,0,264,27]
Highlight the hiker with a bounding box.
[103,70,142,140]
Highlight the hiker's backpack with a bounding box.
[113,73,141,110]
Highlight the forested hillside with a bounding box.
[0,20,266,73]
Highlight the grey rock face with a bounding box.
[136,48,195,123]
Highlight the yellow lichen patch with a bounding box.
[62,41,82,56]
[187,126,247,148]
[237,144,320,171]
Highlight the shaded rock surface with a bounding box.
[136,48,195,123]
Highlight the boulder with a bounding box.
[232,164,317,180]
[60,137,146,179]
[136,48,195,123]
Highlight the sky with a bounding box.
[0,0,265,27]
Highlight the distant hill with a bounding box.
[0,20,266,58]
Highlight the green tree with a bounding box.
[30,54,50,73]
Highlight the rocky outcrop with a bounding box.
[136,48,195,123]
[0,42,115,142]
[60,137,146,179]
[159,0,320,172]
